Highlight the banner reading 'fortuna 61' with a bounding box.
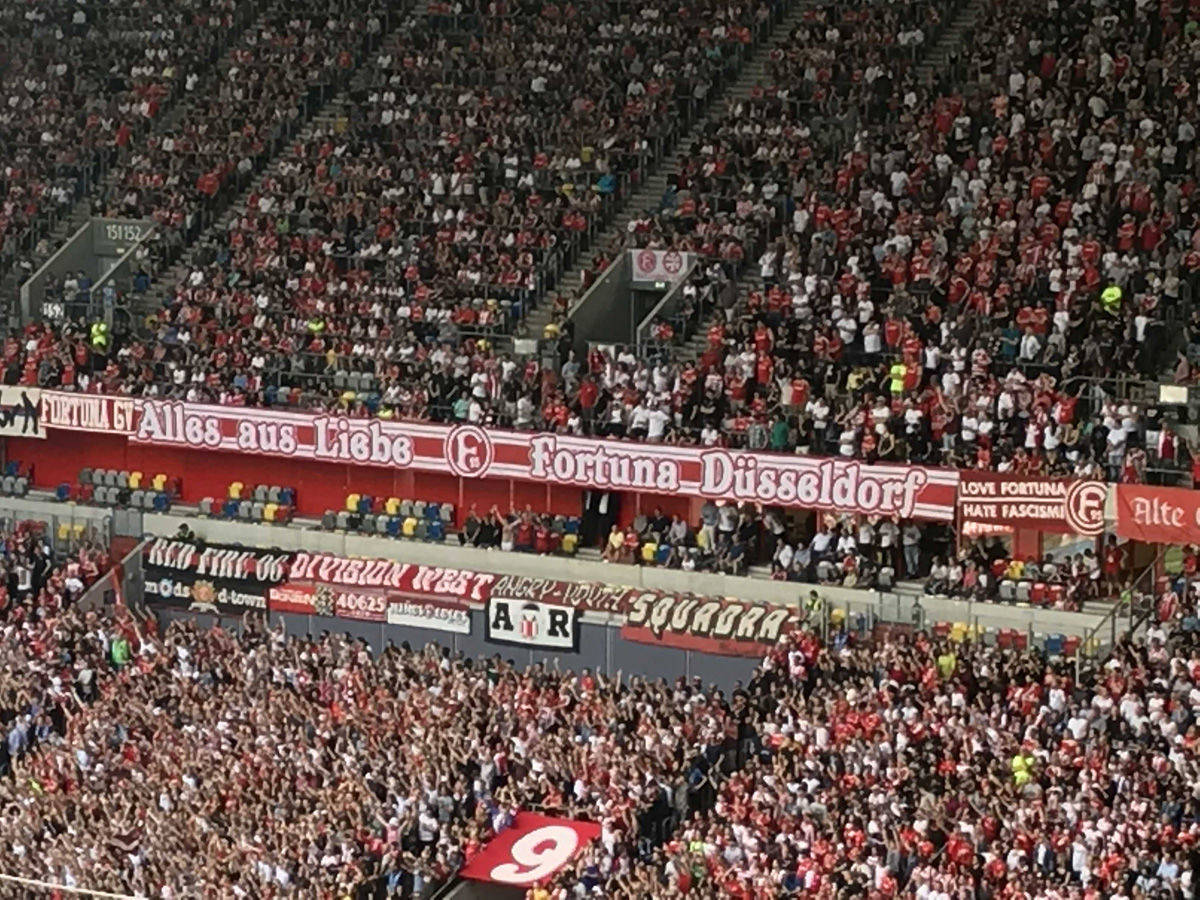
[38,392,959,520]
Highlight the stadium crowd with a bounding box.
[454,499,936,587]
[0,564,1196,897]
[96,0,386,239]
[53,0,776,405]
[6,0,1200,897]
[609,0,1197,483]
[0,0,255,282]
[0,523,110,778]
[552,616,1200,898]
[6,0,1195,491]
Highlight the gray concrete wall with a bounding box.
[567,252,631,348]
[141,511,1107,639]
[157,606,760,687]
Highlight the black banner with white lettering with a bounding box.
[485,597,580,650]
[142,538,291,615]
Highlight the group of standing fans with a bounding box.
[0,526,1196,898]
[1,0,1196,492]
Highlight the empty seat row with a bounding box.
[199,497,294,524]
[0,475,29,497]
[56,481,173,510]
[54,522,91,544]
[997,580,1066,606]
[227,482,296,506]
[345,495,454,523]
[926,621,1085,657]
[322,511,447,541]
[332,371,378,393]
[79,468,177,494]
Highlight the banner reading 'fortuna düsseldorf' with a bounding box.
[38,392,959,519]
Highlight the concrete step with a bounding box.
[543,0,823,346]
[711,0,987,332]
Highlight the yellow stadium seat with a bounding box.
[949,622,969,643]
[401,516,418,538]
[57,523,70,543]
[641,542,657,563]
[561,533,578,555]
[385,497,400,516]
[152,474,167,491]
[263,503,278,522]
[345,493,361,512]
[228,481,244,499]
[128,471,143,489]
[71,523,85,540]
[829,608,846,626]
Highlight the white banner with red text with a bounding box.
[629,248,694,282]
[36,392,959,519]
[267,551,492,632]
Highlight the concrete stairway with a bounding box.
[132,94,354,320]
[519,0,816,343]
[914,0,987,87]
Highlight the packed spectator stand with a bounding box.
[5,0,1200,894]
[0,0,267,296]
[1,0,1195,498]
[0,562,1194,897]
[0,522,111,778]
[22,0,782,409]
[623,0,1200,485]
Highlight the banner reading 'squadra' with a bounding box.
[621,591,797,657]
[38,392,959,519]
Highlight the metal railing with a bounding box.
[634,259,704,359]
[1075,551,1163,678]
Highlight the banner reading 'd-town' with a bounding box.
[142,537,290,615]
[37,392,958,519]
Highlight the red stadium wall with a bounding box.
[7,435,598,525]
